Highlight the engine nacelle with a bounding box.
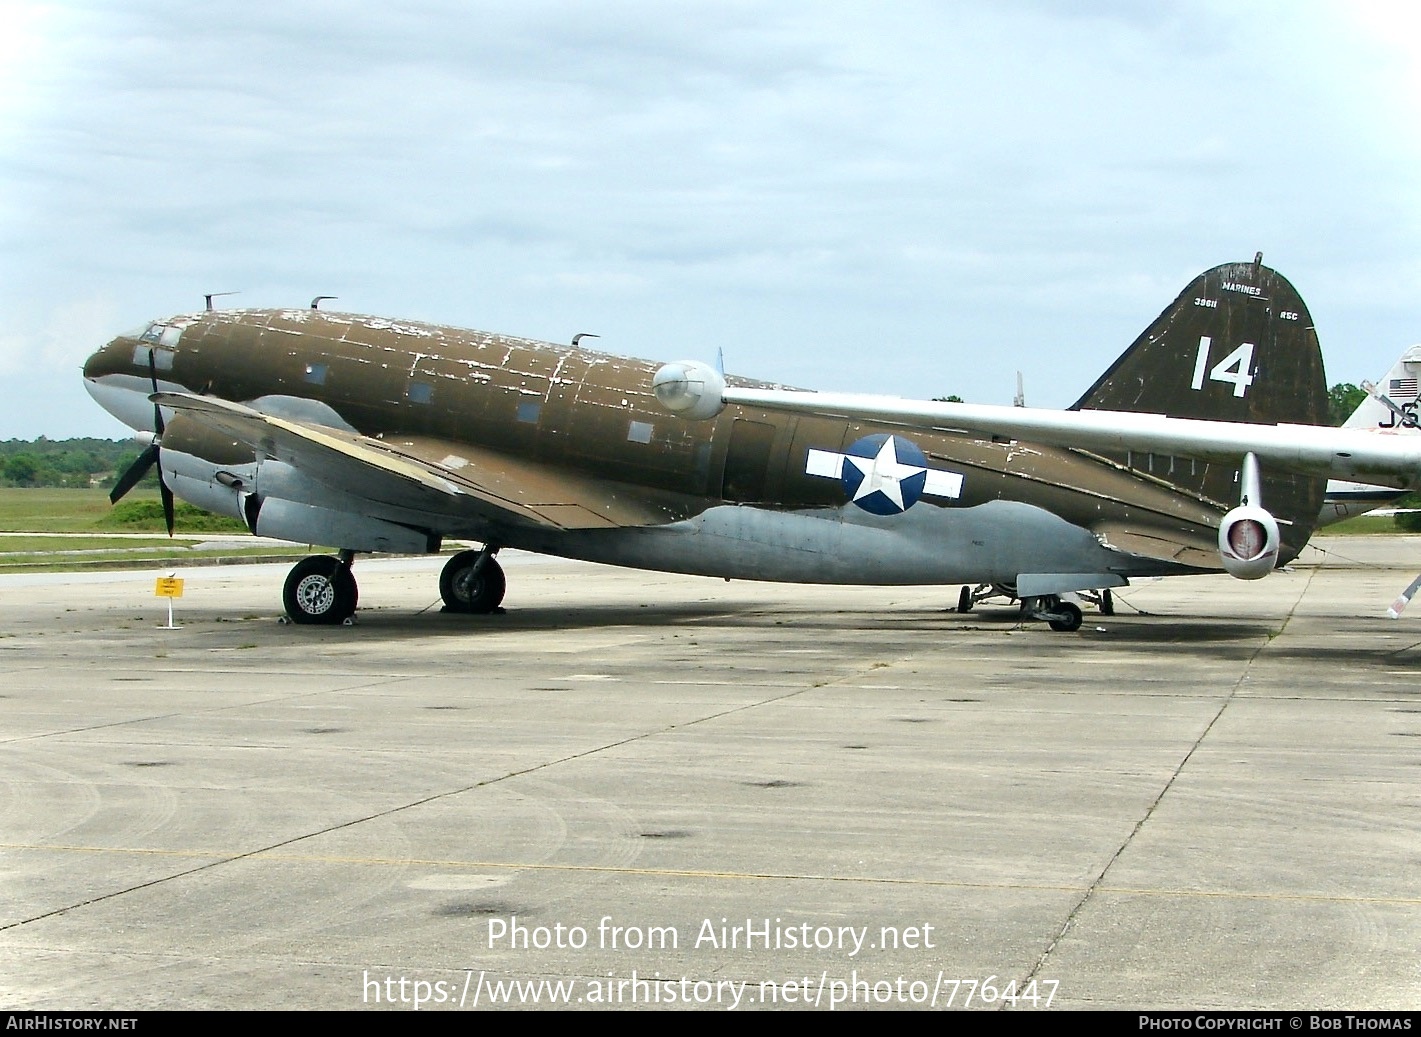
[243,495,439,555]
[1218,505,1280,580]
[650,360,726,420]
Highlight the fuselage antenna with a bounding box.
[204,292,239,311]
[311,296,338,310]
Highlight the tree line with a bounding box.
[0,438,151,489]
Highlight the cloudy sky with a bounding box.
[3,0,1419,439]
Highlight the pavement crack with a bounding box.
[1011,564,1317,1003]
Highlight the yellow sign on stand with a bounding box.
[155,575,184,628]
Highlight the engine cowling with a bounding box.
[650,360,726,420]
[242,494,438,555]
[1217,505,1280,580]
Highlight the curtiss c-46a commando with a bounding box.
[84,258,1331,631]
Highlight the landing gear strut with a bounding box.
[1080,588,1114,615]
[283,553,358,625]
[958,583,1109,630]
[957,582,1015,613]
[440,547,506,613]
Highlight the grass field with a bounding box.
[0,487,142,532]
[0,536,207,552]
[0,488,254,533]
[0,488,303,572]
[1313,514,1402,535]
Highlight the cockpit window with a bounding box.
[137,321,186,348]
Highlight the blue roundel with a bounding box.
[840,434,929,515]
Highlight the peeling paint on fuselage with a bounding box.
[82,308,1271,584]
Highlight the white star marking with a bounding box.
[844,436,925,511]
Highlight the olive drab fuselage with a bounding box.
[82,261,1328,605]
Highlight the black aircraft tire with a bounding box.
[957,586,973,613]
[440,551,507,613]
[1048,601,1083,632]
[284,556,357,625]
[1100,590,1115,616]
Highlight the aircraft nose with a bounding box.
[83,336,127,382]
[82,332,160,432]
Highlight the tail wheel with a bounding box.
[439,551,506,613]
[283,556,357,625]
[1048,601,1083,632]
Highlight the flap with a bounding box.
[1092,520,1221,570]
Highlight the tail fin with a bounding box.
[1318,345,1421,525]
[1070,257,1328,559]
[1344,345,1421,429]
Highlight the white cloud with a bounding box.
[0,294,120,376]
[1,0,1419,438]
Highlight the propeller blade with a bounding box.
[109,443,160,504]
[159,477,175,537]
[1387,573,1421,619]
[108,348,173,529]
[147,349,166,436]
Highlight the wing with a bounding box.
[717,388,1421,491]
[152,393,692,530]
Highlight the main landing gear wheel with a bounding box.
[283,555,357,625]
[957,586,973,614]
[439,550,506,613]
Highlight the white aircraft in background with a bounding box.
[1319,344,1421,525]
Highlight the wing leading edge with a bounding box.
[152,392,695,531]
